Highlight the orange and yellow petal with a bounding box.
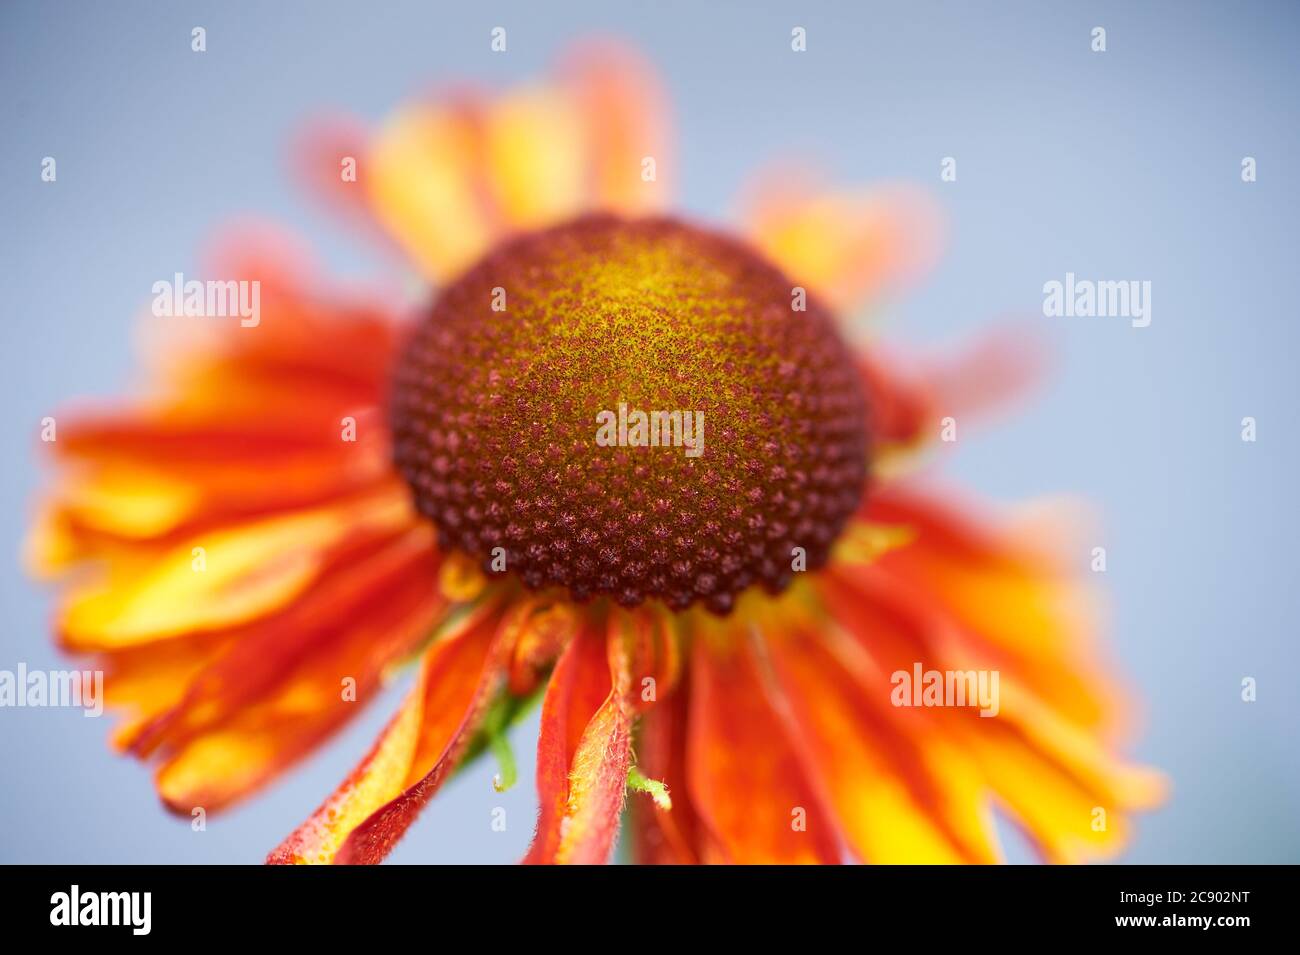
[556,40,673,215]
[267,600,510,864]
[29,237,449,814]
[134,524,441,757]
[860,329,1044,467]
[739,166,942,314]
[763,626,1000,864]
[687,638,841,864]
[359,41,671,283]
[862,485,1113,728]
[629,679,702,864]
[56,483,415,652]
[524,611,629,865]
[806,488,1165,863]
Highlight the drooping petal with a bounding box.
[32,230,404,564]
[763,625,1000,864]
[863,485,1113,728]
[43,440,391,546]
[267,600,508,865]
[622,603,680,713]
[949,672,1165,863]
[525,609,638,865]
[507,601,581,697]
[628,676,702,864]
[824,560,1163,863]
[332,629,510,864]
[140,527,442,811]
[145,225,399,398]
[687,638,841,863]
[523,616,616,864]
[27,230,440,821]
[552,683,632,864]
[57,484,415,651]
[133,524,440,759]
[814,486,1166,863]
[99,632,237,750]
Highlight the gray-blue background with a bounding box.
[2,0,1297,863]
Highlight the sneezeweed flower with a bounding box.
[28,41,1164,864]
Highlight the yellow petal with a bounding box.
[60,488,413,650]
[483,86,587,229]
[367,102,498,281]
[742,171,942,313]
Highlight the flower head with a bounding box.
[392,214,869,613]
[29,40,1163,864]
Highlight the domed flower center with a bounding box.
[392,215,869,614]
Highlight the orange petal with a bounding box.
[629,678,701,864]
[39,466,202,545]
[366,96,500,282]
[506,601,581,697]
[147,529,444,811]
[361,41,672,282]
[740,167,942,313]
[100,633,236,750]
[523,616,615,864]
[829,568,1162,862]
[289,115,387,238]
[525,609,645,865]
[861,329,1045,464]
[763,628,999,864]
[43,439,391,544]
[57,484,415,651]
[133,525,440,759]
[687,639,841,863]
[367,87,590,281]
[818,498,1165,862]
[948,694,1166,863]
[558,39,673,214]
[622,604,680,713]
[157,706,360,817]
[267,601,507,864]
[55,416,346,466]
[552,699,631,863]
[864,485,1112,729]
[31,233,403,562]
[142,225,398,397]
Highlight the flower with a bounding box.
[28,40,1164,864]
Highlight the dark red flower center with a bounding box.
[392,214,869,613]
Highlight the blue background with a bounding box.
[2,0,1297,863]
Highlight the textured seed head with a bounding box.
[392,215,869,614]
